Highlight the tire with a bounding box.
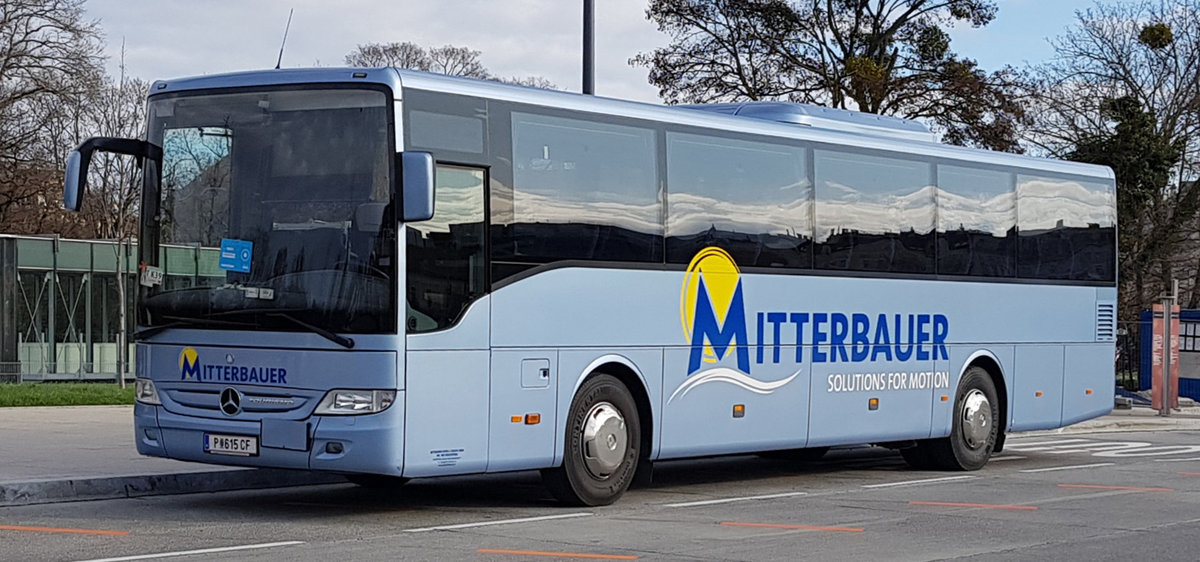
[542,374,641,506]
[926,366,1000,471]
[345,474,410,489]
[758,447,830,462]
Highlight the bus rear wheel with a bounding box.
[925,366,999,470]
[542,374,641,506]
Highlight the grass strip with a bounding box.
[0,383,135,407]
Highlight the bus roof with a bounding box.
[150,67,1113,182]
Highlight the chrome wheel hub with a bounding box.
[960,389,992,449]
[581,401,627,479]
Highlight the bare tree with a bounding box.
[345,41,555,88]
[344,41,431,69]
[1026,0,1200,318]
[81,52,148,385]
[426,45,489,79]
[0,0,103,235]
[632,0,1026,151]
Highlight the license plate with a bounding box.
[203,433,258,456]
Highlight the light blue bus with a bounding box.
[64,68,1116,506]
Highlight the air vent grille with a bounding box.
[1096,303,1116,342]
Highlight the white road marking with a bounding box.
[75,541,304,562]
[862,475,976,489]
[665,491,806,507]
[404,512,592,533]
[1096,445,1200,457]
[1019,463,1115,473]
[1154,457,1200,462]
[1045,442,1149,455]
[1003,439,1093,451]
[990,456,1027,461]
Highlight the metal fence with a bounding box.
[1116,321,1141,391]
[0,361,134,384]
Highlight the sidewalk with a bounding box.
[2,403,1199,507]
[0,406,340,507]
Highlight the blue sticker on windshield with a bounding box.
[219,238,253,273]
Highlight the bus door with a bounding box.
[403,165,490,477]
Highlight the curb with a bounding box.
[0,469,345,507]
[1015,414,1200,437]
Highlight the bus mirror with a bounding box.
[62,137,163,213]
[63,150,87,211]
[400,151,435,222]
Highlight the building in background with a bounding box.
[0,235,221,382]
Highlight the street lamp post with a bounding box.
[583,0,594,95]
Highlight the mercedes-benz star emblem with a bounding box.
[220,387,242,416]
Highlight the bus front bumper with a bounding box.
[133,396,405,477]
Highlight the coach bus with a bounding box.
[63,67,1116,506]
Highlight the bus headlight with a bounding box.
[314,389,396,415]
[135,378,161,405]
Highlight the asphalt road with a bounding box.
[3,429,1199,561]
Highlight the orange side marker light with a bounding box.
[525,413,541,425]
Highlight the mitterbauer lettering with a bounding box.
[178,347,288,384]
[197,364,288,384]
[754,312,950,365]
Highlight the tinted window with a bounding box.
[937,165,1016,277]
[407,165,486,333]
[504,112,661,263]
[410,110,485,154]
[814,150,935,273]
[1017,175,1115,281]
[666,132,811,267]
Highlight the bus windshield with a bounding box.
[138,87,397,335]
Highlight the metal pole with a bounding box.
[583,0,594,95]
[1161,279,1178,416]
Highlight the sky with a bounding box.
[85,0,1103,104]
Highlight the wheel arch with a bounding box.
[960,350,1008,452]
[564,355,655,466]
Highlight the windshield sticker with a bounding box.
[219,238,253,273]
[139,263,164,287]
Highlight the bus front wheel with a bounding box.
[926,366,999,470]
[542,374,641,506]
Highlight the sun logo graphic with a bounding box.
[179,347,201,380]
[681,247,751,375]
[670,247,799,403]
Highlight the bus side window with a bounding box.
[406,165,486,333]
[1016,175,1115,282]
[665,132,812,268]
[936,165,1016,277]
[814,150,936,274]
[507,112,661,264]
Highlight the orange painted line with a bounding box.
[477,548,637,560]
[1180,472,1200,477]
[910,500,1036,511]
[722,521,863,532]
[1058,484,1174,492]
[0,524,129,536]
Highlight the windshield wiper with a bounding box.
[267,311,355,349]
[205,308,356,349]
[134,316,257,340]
